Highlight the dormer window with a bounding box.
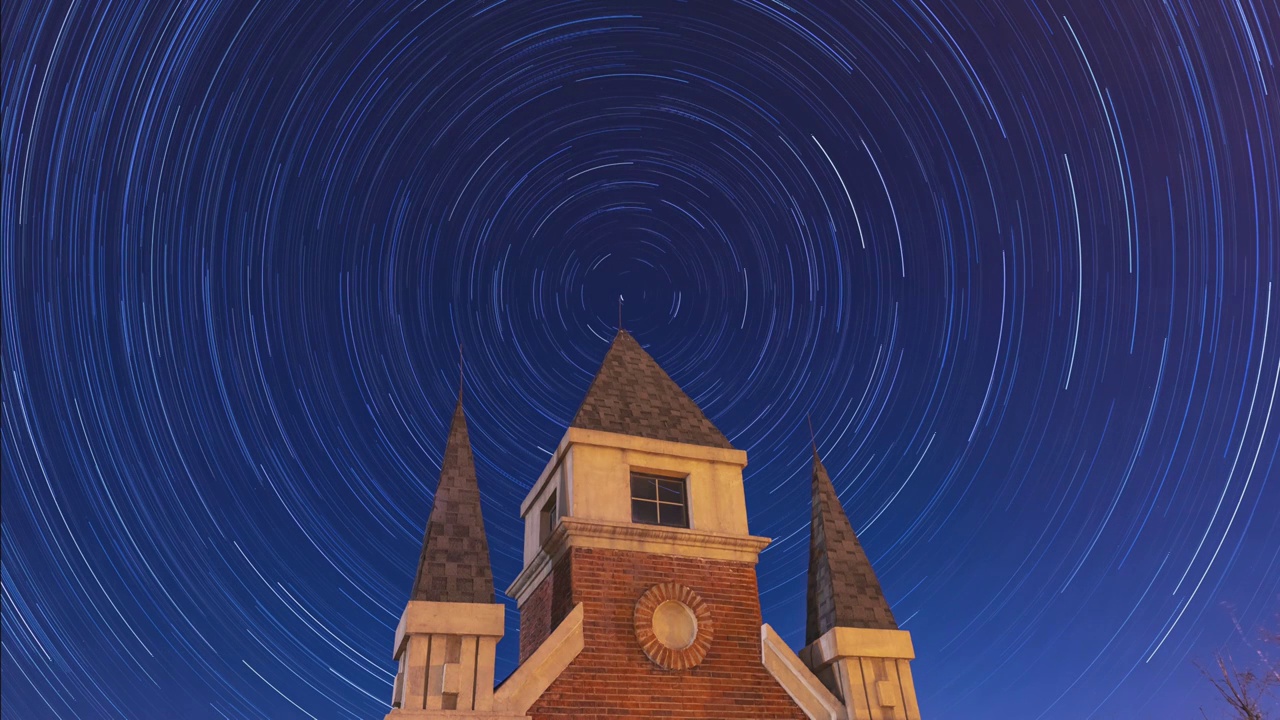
[630,472,688,528]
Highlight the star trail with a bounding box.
[3,1,1278,718]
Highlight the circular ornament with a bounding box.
[633,582,714,670]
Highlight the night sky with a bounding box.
[3,1,1278,718]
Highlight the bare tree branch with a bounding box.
[1194,605,1278,719]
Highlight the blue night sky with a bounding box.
[3,1,1278,718]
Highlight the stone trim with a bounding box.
[506,518,771,605]
[384,712,527,719]
[521,443,570,516]
[493,603,585,715]
[505,537,556,607]
[393,602,505,658]
[760,624,848,720]
[802,627,916,667]
[633,583,713,670]
[552,518,770,561]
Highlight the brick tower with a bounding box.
[382,330,923,719]
[504,330,807,719]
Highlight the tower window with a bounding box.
[539,492,557,546]
[630,473,688,528]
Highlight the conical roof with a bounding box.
[570,330,734,449]
[806,448,897,644]
[409,393,494,603]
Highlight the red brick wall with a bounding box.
[518,552,575,662]
[522,546,807,719]
[519,572,553,663]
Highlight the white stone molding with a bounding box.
[761,624,848,720]
[800,626,922,720]
[506,518,771,606]
[386,601,521,719]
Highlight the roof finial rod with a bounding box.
[618,295,624,332]
[807,414,817,454]
[458,343,465,400]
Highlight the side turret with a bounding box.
[388,390,512,718]
[799,449,921,720]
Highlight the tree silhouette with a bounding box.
[1197,609,1278,720]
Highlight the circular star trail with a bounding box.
[3,1,1278,718]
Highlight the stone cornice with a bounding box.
[505,536,556,605]
[506,518,771,605]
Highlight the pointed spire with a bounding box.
[806,447,897,644]
[409,387,494,604]
[570,329,734,449]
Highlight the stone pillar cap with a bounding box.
[802,626,915,668]
[393,601,505,657]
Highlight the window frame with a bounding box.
[538,491,558,547]
[629,471,690,529]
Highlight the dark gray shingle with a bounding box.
[409,394,495,604]
[570,330,734,450]
[806,449,897,643]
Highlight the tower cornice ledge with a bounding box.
[505,517,771,604]
[389,707,529,712]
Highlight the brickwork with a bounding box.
[519,573,553,663]
[518,553,575,662]
[524,547,807,719]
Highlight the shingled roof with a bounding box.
[570,330,734,450]
[409,392,495,604]
[806,448,897,644]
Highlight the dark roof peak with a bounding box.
[806,448,897,644]
[409,391,494,604]
[569,330,734,450]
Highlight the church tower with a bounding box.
[800,448,921,720]
[387,388,518,719]
[504,330,808,718]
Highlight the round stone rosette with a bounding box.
[633,582,713,670]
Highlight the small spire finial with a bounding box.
[807,415,817,454]
[618,295,624,331]
[459,343,465,399]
